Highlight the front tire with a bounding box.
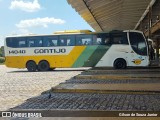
[26,61,37,72]
[38,61,50,71]
[114,59,126,69]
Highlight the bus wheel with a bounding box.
[26,61,37,72]
[38,61,50,71]
[114,59,126,69]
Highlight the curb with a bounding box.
[74,75,160,80]
[51,88,160,95]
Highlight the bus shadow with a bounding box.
[7,66,160,73]
[7,69,88,73]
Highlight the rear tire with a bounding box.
[26,61,37,72]
[114,59,126,69]
[38,61,50,71]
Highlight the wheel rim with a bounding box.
[41,63,47,69]
[38,61,49,71]
[117,62,123,68]
[114,59,126,69]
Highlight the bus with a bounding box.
[4,30,149,72]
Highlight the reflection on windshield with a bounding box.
[129,32,147,56]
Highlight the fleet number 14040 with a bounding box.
[9,50,26,54]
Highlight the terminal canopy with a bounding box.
[67,0,153,32]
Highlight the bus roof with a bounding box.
[5,29,143,38]
[54,30,92,34]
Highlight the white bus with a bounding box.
[4,30,149,71]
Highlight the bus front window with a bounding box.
[129,32,147,56]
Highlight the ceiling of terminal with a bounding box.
[67,0,153,32]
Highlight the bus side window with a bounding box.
[76,35,92,46]
[121,33,128,44]
[67,39,72,46]
[59,35,75,46]
[28,39,35,47]
[93,35,98,45]
[35,39,43,47]
[51,39,58,46]
[82,38,92,45]
[19,41,26,47]
[93,35,99,45]
[93,35,102,45]
[27,37,42,47]
[93,33,110,45]
[6,38,12,47]
[102,37,111,45]
[59,39,66,46]
[18,38,27,47]
[113,37,121,44]
[96,38,102,45]
[43,36,58,47]
[112,33,128,45]
[76,39,82,45]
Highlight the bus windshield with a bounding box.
[129,32,147,56]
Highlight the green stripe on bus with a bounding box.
[83,45,110,67]
[72,46,98,67]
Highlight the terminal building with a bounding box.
[67,0,160,63]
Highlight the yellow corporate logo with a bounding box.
[133,59,142,65]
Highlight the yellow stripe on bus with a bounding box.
[5,46,86,68]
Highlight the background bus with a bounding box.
[4,30,149,72]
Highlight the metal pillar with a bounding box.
[148,6,152,39]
